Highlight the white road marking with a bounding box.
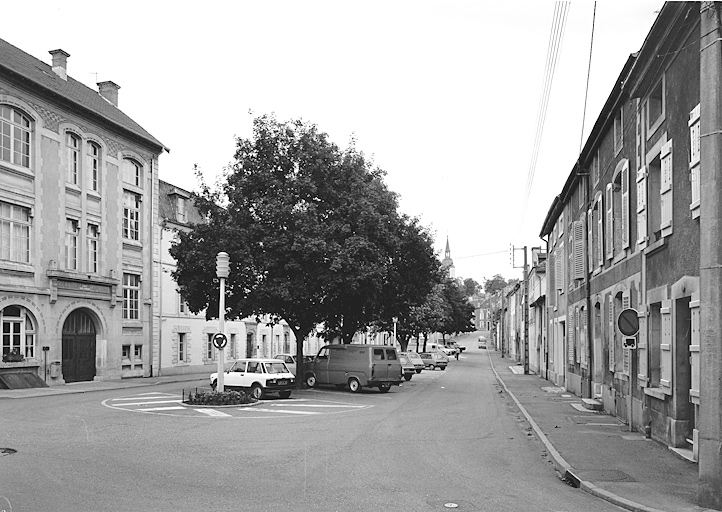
[196,408,232,417]
[269,403,367,408]
[110,399,183,407]
[139,406,187,412]
[247,408,319,415]
[111,395,180,401]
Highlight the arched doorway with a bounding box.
[62,309,96,383]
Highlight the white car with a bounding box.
[210,358,295,399]
[273,353,315,376]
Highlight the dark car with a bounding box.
[419,352,447,370]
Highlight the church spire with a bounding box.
[441,236,455,278]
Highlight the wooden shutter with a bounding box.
[597,196,604,266]
[568,306,575,365]
[573,220,585,279]
[608,294,615,372]
[580,306,588,368]
[636,167,647,247]
[587,208,593,273]
[622,292,631,375]
[661,140,673,237]
[555,250,563,290]
[606,183,614,260]
[690,293,700,404]
[621,162,630,249]
[689,105,701,218]
[575,307,581,364]
[637,306,648,386]
[660,299,673,394]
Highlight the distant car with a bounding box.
[403,351,425,373]
[210,358,295,399]
[439,345,456,356]
[419,352,447,370]
[443,340,465,354]
[398,353,416,381]
[273,353,314,376]
[478,336,487,349]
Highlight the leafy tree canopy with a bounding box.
[462,277,481,297]
[484,274,510,295]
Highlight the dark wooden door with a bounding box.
[62,310,96,383]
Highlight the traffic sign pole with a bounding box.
[216,252,230,393]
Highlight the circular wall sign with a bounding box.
[617,308,640,337]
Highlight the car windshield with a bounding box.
[264,362,289,374]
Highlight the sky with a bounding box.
[2,0,663,288]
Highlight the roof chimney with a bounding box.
[49,49,70,80]
[97,81,120,107]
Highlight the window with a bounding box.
[122,273,140,320]
[178,333,186,362]
[610,160,630,257]
[592,152,600,186]
[0,105,31,168]
[1,305,36,358]
[230,333,236,359]
[134,344,142,359]
[66,132,80,185]
[373,348,385,360]
[206,333,216,360]
[87,142,100,192]
[178,291,186,314]
[0,201,31,263]
[614,108,623,153]
[65,219,79,270]
[644,140,674,243]
[123,192,140,241]
[646,78,665,135]
[122,344,131,359]
[123,159,141,187]
[689,104,701,218]
[176,196,186,223]
[87,224,99,273]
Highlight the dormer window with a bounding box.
[177,196,187,223]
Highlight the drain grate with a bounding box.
[0,447,17,456]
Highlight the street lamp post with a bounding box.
[392,317,398,348]
[216,252,230,393]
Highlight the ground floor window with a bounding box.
[1,305,36,358]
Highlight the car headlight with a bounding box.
[267,379,276,385]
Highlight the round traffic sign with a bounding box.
[617,308,639,337]
[212,332,228,350]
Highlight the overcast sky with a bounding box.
[3,0,663,287]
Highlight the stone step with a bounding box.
[582,398,602,411]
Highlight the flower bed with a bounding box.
[184,389,256,406]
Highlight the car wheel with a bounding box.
[251,383,264,400]
[305,373,317,388]
[278,390,292,399]
[211,380,217,391]
[378,383,391,393]
[429,364,435,370]
[440,366,446,371]
[415,369,422,374]
[348,377,361,393]
[404,374,412,381]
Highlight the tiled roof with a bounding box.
[0,37,167,153]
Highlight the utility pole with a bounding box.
[699,2,722,507]
[512,245,529,374]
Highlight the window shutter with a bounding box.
[597,197,604,266]
[587,208,593,273]
[568,306,575,365]
[555,250,563,290]
[661,140,673,236]
[660,299,673,394]
[606,184,614,260]
[621,162,630,249]
[608,294,615,372]
[690,293,700,404]
[636,167,647,247]
[573,220,585,279]
[689,105,701,218]
[580,307,588,368]
[575,307,581,364]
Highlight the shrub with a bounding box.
[185,389,256,406]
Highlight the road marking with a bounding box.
[110,399,182,407]
[111,395,181,401]
[139,406,187,412]
[247,408,319,415]
[269,403,367,408]
[196,408,232,417]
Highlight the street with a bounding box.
[1,333,624,512]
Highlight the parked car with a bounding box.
[305,344,403,393]
[419,352,448,370]
[210,359,295,399]
[273,353,315,376]
[398,353,416,381]
[402,351,425,373]
[478,336,487,349]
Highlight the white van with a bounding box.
[426,342,454,356]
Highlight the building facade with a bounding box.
[0,39,166,385]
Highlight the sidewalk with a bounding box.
[0,372,210,399]
[487,348,716,512]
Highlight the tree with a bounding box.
[462,278,481,297]
[484,274,509,295]
[170,115,439,385]
[439,278,475,338]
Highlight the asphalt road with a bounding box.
[0,332,625,512]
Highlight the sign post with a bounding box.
[617,307,639,432]
[216,252,230,392]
